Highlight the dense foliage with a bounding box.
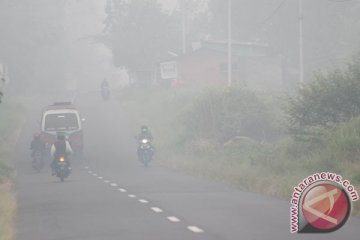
[183,87,278,145]
[103,0,179,84]
[287,55,360,135]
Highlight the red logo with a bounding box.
[301,183,351,232]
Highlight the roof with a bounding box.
[201,40,271,57]
[160,40,273,64]
[42,102,78,112]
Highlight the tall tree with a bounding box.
[104,0,180,84]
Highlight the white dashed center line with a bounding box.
[187,226,204,233]
[85,167,206,234]
[167,216,180,222]
[151,207,163,213]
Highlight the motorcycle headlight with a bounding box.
[59,156,65,162]
[142,139,149,144]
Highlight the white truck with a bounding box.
[40,102,84,158]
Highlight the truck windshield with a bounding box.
[44,113,79,131]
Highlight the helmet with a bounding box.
[33,132,40,139]
[141,125,148,132]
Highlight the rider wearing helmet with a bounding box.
[30,132,46,157]
[50,133,73,175]
[136,125,154,159]
[101,78,110,100]
[101,78,109,89]
[137,125,153,141]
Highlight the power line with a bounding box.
[259,0,289,26]
[246,0,289,39]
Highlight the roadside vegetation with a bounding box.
[117,55,360,216]
[0,99,25,240]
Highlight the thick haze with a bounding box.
[1,1,360,240]
[0,0,359,94]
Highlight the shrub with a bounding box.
[183,87,278,144]
[287,55,360,135]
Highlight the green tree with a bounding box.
[287,55,360,135]
[104,0,179,85]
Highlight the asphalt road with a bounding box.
[15,93,360,240]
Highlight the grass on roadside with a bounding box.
[0,99,25,240]
[0,183,16,240]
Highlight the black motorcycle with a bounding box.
[31,150,45,172]
[138,138,153,167]
[54,155,71,182]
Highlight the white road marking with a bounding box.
[85,166,89,169]
[187,226,204,233]
[167,216,180,222]
[93,173,98,177]
[90,174,205,233]
[151,207,163,213]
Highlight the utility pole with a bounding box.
[227,0,232,87]
[299,0,304,83]
[181,0,186,54]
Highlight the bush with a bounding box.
[324,117,360,163]
[287,55,360,135]
[223,136,273,165]
[0,162,13,184]
[183,87,279,145]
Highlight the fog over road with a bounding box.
[15,93,360,240]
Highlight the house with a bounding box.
[159,40,284,91]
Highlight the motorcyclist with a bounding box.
[136,125,154,159]
[50,133,73,175]
[101,78,109,89]
[30,132,46,157]
[101,78,110,100]
[137,125,153,141]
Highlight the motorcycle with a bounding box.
[138,138,153,167]
[54,155,71,182]
[31,150,45,172]
[101,86,110,101]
